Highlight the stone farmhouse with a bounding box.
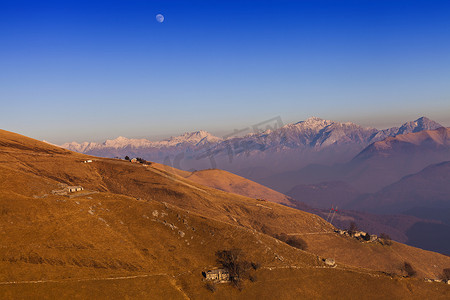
[67,186,84,193]
[204,269,230,283]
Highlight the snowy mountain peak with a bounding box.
[305,116,328,122]
[60,141,97,152]
[165,130,222,146]
[286,117,335,132]
[103,136,151,148]
[397,116,442,134]
[59,116,444,164]
[114,136,129,142]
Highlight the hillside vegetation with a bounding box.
[0,129,449,299]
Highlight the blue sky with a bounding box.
[1,0,450,143]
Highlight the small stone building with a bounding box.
[204,269,230,282]
[324,258,336,267]
[67,186,83,193]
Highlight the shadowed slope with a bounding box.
[351,161,450,214]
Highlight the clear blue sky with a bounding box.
[1,0,450,143]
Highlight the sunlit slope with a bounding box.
[185,169,293,205]
[1,129,448,278]
[150,164,293,205]
[0,129,449,298]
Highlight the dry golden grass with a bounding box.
[184,169,294,205]
[0,129,449,299]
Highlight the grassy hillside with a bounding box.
[185,169,294,205]
[1,129,449,299]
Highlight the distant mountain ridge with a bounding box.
[62,130,222,153]
[59,117,443,175]
[262,127,450,194]
[351,160,450,214]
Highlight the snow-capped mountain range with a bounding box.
[62,130,222,153]
[60,116,443,175]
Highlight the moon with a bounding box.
[156,14,164,23]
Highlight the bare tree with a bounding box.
[216,249,251,289]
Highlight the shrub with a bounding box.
[261,225,274,235]
[439,268,450,281]
[274,233,289,242]
[136,157,148,164]
[348,221,358,234]
[251,262,261,270]
[361,233,371,241]
[379,233,393,246]
[401,262,417,277]
[285,237,308,250]
[124,156,130,161]
[205,282,216,293]
[273,233,308,250]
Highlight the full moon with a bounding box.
[156,14,164,23]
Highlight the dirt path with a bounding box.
[0,274,170,285]
[287,231,334,236]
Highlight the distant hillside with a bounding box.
[350,161,450,214]
[286,181,360,209]
[292,202,450,254]
[262,127,450,193]
[346,127,450,192]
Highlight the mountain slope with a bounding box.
[351,161,450,214]
[151,159,450,255]
[180,168,293,205]
[286,181,360,209]
[262,127,450,193]
[1,129,450,298]
[344,127,450,192]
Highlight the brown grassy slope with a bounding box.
[1,129,449,278]
[150,158,450,279]
[0,129,449,298]
[185,169,294,205]
[1,190,335,298]
[151,164,293,205]
[182,268,450,300]
[151,161,192,177]
[4,268,450,300]
[0,190,320,281]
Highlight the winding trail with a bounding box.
[0,273,168,285]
